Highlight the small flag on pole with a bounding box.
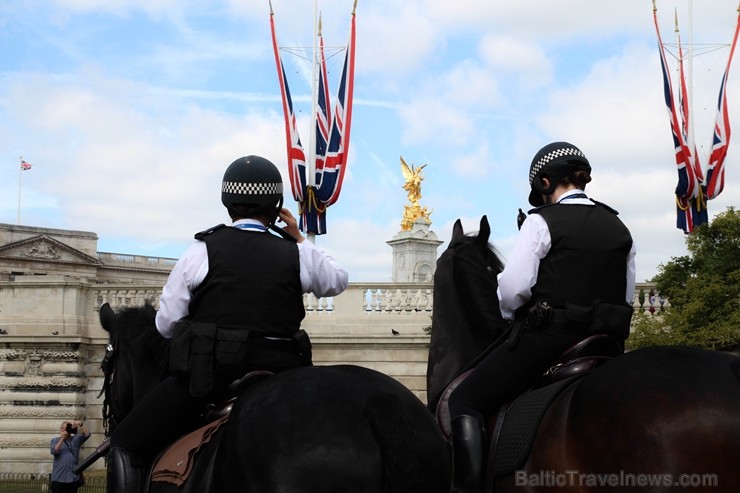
[20,159,32,170]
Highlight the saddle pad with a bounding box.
[151,415,229,486]
[492,376,578,476]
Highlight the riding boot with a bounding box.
[450,415,486,493]
[107,446,147,493]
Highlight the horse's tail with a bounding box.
[364,392,424,493]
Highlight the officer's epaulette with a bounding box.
[194,224,226,241]
[527,203,556,214]
[590,199,620,215]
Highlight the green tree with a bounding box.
[628,207,740,351]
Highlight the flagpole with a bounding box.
[17,156,23,224]
[307,0,319,244]
[687,0,697,162]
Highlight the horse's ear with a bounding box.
[99,303,116,334]
[477,215,490,244]
[451,219,464,243]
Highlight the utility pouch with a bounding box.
[188,323,217,397]
[215,328,251,374]
[527,301,553,330]
[589,301,633,340]
[293,329,313,366]
[169,321,193,375]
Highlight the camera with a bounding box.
[65,423,78,434]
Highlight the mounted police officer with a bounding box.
[447,142,636,493]
[107,155,348,493]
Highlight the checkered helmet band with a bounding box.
[221,155,284,209]
[529,145,586,185]
[222,181,283,196]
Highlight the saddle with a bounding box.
[148,370,274,488]
[435,334,623,468]
[150,416,229,486]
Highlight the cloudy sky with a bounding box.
[1,0,738,283]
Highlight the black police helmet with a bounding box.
[528,142,591,207]
[221,155,284,218]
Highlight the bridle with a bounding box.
[98,326,170,439]
[98,339,120,438]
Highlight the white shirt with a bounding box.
[155,219,349,338]
[497,190,637,320]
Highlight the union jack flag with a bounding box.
[676,27,704,191]
[270,3,357,235]
[658,40,694,200]
[705,8,740,200]
[314,27,332,179]
[316,10,355,210]
[270,9,307,205]
[653,5,706,233]
[20,159,32,170]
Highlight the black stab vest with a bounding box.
[530,202,633,309]
[187,226,305,336]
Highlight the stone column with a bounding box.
[386,219,443,283]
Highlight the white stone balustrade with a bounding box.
[92,282,667,317]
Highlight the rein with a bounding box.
[71,339,119,474]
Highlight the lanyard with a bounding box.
[558,192,588,202]
[233,223,267,232]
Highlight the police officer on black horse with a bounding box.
[446,142,636,493]
[106,155,348,493]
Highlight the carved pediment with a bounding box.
[0,235,99,265]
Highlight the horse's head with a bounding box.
[99,302,169,437]
[427,215,508,407]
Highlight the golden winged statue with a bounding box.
[400,156,426,205]
[400,156,432,231]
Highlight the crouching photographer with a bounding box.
[50,420,90,493]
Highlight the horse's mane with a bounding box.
[454,232,504,275]
[445,221,506,333]
[110,302,169,358]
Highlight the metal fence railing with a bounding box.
[0,472,106,493]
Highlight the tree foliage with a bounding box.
[628,207,740,351]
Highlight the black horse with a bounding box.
[426,215,508,408]
[97,302,451,493]
[428,216,740,492]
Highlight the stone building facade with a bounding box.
[0,222,435,474]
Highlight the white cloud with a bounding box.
[397,97,475,146]
[2,0,739,288]
[452,142,491,179]
[478,35,552,79]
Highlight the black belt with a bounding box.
[247,333,296,352]
[550,307,591,332]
